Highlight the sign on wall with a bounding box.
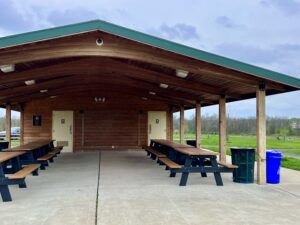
[32,115,42,126]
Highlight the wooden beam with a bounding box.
[219,97,226,162]
[256,85,266,185]
[0,78,67,100]
[0,30,290,93]
[195,102,201,148]
[20,104,24,145]
[110,59,241,99]
[170,107,174,142]
[5,105,11,147]
[8,84,193,107]
[180,106,185,144]
[0,57,241,100]
[1,74,191,104]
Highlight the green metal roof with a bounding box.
[0,19,300,89]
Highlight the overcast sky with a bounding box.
[0,0,300,118]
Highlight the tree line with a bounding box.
[173,115,300,136]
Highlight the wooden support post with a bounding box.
[180,106,185,144]
[6,105,11,147]
[170,108,174,142]
[256,84,266,185]
[195,102,201,147]
[20,105,24,145]
[219,97,226,162]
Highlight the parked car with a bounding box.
[0,127,20,140]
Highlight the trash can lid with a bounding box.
[230,147,256,151]
[266,150,282,158]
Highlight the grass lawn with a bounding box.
[173,133,300,171]
[11,140,20,147]
[281,157,300,171]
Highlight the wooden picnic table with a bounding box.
[0,151,39,202]
[151,139,191,148]
[148,139,235,186]
[0,152,25,163]
[3,140,53,152]
[173,147,219,156]
[2,140,55,170]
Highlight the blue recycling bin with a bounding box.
[266,150,282,184]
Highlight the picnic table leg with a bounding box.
[29,153,41,173]
[211,157,223,186]
[0,165,12,202]
[170,171,176,177]
[198,157,208,177]
[10,157,28,188]
[0,185,12,202]
[179,157,192,186]
[32,150,46,170]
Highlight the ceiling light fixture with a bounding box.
[0,64,15,73]
[159,83,168,88]
[25,80,36,86]
[176,69,189,78]
[40,89,48,93]
[149,91,156,95]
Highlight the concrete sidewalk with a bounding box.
[1,151,300,225]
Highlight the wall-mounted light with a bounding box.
[40,89,48,93]
[25,80,36,85]
[94,97,106,103]
[142,97,148,100]
[159,83,168,88]
[0,64,15,73]
[149,91,156,95]
[176,69,189,78]
[96,38,104,46]
[50,96,57,99]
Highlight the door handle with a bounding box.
[149,124,151,134]
[69,125,72,135]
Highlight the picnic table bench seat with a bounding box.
[37,153,55,163]
[144,147,167,159]
[218,161,238,169]
[159,157,182,169]
[50,146,63,156]
[8,164,40,179]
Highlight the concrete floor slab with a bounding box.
[1,150,300,225]
[98,151,300,225]
[0,152,99,225]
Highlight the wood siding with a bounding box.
[23,95,170,151]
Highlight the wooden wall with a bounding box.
[23,95,171,151]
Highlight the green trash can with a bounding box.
[231,147,255,183]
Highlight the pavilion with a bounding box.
[0,19,299,184]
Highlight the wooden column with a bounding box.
[20,105,24,145]
[256,84,266,185]
[180,106,185,144]
[6,105,11,147]
[195,102,201,147]
[170,108,174,141]
[219,96,227,162]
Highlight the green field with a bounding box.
[174,133,300,171]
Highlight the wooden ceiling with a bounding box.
[0,30,297,110]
